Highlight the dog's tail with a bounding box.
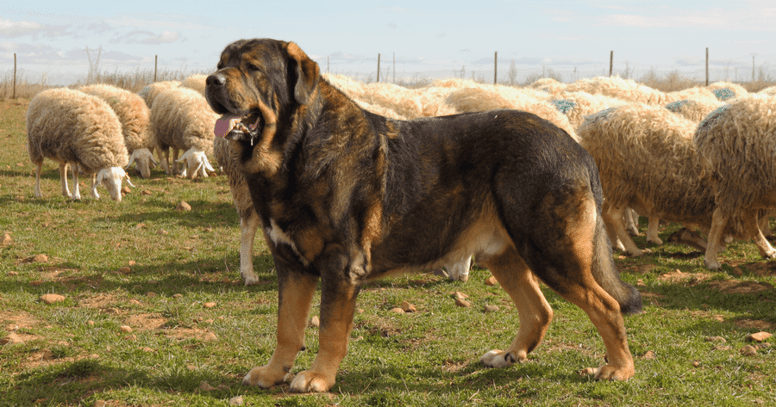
[591,214,643,315]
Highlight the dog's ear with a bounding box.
[286,42,320,105]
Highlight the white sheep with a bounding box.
[138,80,181,109]
[180,74,207,95]
[148,87,216,179]
[694,95,776,270]
[79,84,157,178]
[26,88,132,202]
[577,103,748,256]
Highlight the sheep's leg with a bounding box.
[646,217,663,245]
[89,173,100,199]
[158,147,171,175]
[59,162,72,199]
[759,210,773,238]
[743,210,776,260]
[624,208,640,236]
[71,162,82,201]
[171,148,180,175]
[602,201,626,252]
[240,210,261,286]
[603,205,644,256]
[34,162,43,198]
[704,208,730,270]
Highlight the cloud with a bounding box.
[116,30,181,44]
[0,19,43,38]
[387,23,397,29]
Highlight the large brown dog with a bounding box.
[205,38,641,393]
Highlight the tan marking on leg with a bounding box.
[243,272,318,388]
[481,248,553,367]
[290,281,358,393]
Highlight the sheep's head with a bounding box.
[126,148,158,178]
[177,148,216,179]
[96,167,134,202]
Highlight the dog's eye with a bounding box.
[245,63,261,73]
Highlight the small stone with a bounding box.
[203,302,216,308]
[229,395,244,406]
[579,367,598,376]
[455,298,471,308]
[740,345,758,356]
[121,186,131,194]
[746,332,772,342]
[705,336,727,343]
[400,301,417,312]
[128,260,136,266]
[125,334,137,341]
[33,254,48,263]
[120,326,133,333]
[40,294,65,304]
[7,271,18,276]
[1,233,12,245]
[356,308,364,314]
[176,201,192,211]
[692,361,701,368]
[128,299,141,306]
[484,305,500,313]
[309,316,320,327]
[485,276,498,286]
[198,381,217,391]
[88,321,95,326]
[119,266,131,274]
[141,347,154,352]
[173,293,183,299]
[1,333,23,345]
[390,307,405,314]
[641,350,656,360]
[141,190,152,196]
[157,229,169,235]
[453,291,469,300]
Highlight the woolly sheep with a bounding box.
[694,95,776,269]
[666,87,720,104]
[149,87,216,179]
[180,74,207,95]
[138,80,181,109]
[528,77,567,95]
[707,81,748,101]
[565,76,668,105]
[79,84,157,178]
[550,91,627,129]
[26,88,132,202]
[577,103,749,257]
[665,98,724,123]
[758,85,776,96]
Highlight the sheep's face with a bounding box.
[97,167,127,202]
[177,148,215,179]
[205,39,319,177]
[126,148,156,178]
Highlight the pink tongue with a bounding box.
[214,115,242,137]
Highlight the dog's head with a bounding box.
[206,39,320,144]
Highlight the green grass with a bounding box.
[2,98,776,406]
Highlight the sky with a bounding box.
[3,1,776,85]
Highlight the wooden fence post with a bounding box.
[494,51,498,84]
[377,53,381,83]
[705,48,709,86]
[154,55,158,83]
[12,53,17,99]
[609,51,613,77]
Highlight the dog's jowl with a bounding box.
[205,38,642,393]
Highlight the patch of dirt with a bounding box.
[706,280,773,295]
[123,313,167,331]
[731,319,775,330]
[657,270,713,285]
[441,359,469,373]
[79,293,119,309]
[620,264,656,274]
[0,310,40,331]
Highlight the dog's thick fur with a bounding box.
[205,38,641,393]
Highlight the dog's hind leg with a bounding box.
[481,249,553,367]
[243,269,319,388]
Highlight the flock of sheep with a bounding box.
[24,72,776,275]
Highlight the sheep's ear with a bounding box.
[126,152,136,169]
[286,42,319,105]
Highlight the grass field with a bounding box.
[1,96,776,406]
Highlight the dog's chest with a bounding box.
[264,218,309,266]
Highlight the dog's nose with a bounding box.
[207,73,227,87]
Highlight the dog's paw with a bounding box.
[593,364,634,381]
[289,370,334,393]
[480,349,527,368]
[242,365,287,388]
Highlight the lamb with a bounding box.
[576,103,748,257]
[79,84,157,178]
[148,87,216,179]
[694,95,776,269]
[26,88,132,202]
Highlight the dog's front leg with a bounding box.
[243,268,318,388]
[290,275,359,393]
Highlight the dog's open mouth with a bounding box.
[214,112,262,141]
